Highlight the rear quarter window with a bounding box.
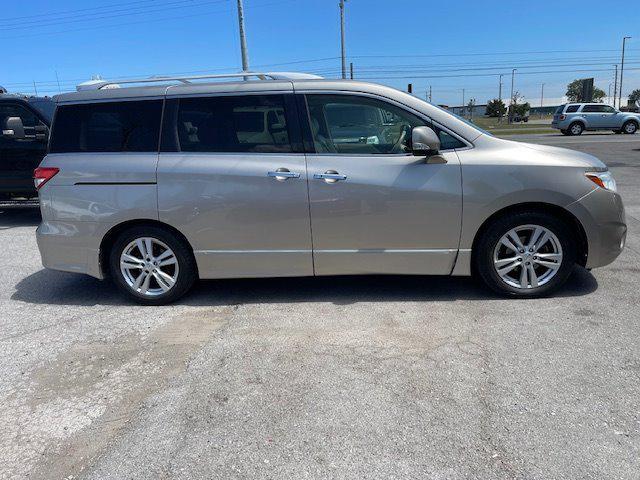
[565,105,580,113]
[49,100,162,153]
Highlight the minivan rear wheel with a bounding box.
[567,122,584,135]
[109,226,196,305]
[474,211,576,298]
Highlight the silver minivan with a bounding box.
[35,72,626,304]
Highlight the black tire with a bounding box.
[622,120,638,134]
[109,225,197,305]
[474,211,577,298]
[613,130,623,134]
[560,129,569,135]
[567,122,584,135]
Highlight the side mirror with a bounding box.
[411,126,440,156]
[2,117,26,139]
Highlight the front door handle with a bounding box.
[267,168,300,181]
[314,170,347,184]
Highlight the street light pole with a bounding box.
[236,0,250,72]
[509,68,516,123]
[613,64,618,108]
[339,0,347,79]
[619,36,631,108]
[540,83,545,118]
[462,88,465,117]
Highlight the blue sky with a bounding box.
[2,0,638,106]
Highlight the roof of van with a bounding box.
[52,76,485,142]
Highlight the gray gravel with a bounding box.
[1,133,639,480]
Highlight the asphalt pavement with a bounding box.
[1,133,639,480]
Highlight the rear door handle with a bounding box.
[267,168,300,181]
[314,170,347,183]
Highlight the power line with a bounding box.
[0,0,229,30]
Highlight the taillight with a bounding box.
[559,115,566,121]
[34,167,59,190]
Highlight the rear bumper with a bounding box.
[566,188,626,269]
[36,220,104,279]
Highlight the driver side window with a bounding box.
[306,95,426,155]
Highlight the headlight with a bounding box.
[585,171,617,192]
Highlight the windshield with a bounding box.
[28,98,56,124]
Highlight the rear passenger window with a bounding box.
[582,105,605,113]
[50,100,162,153]
[565,105,580,113]
[175,95,292,153]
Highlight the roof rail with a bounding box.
[76,71,323,91]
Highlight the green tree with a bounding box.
[485,98,507,117]
[629,89,640,105]
[507,91,530,120]
[565,79,606,102]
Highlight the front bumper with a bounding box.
[566,187,626,269]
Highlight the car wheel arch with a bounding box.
[99,219,198,279]
[470,202,588,271]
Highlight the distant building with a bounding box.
[449,104,488,117]
[529,105,560,116]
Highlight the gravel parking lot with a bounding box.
[1,133,639,480]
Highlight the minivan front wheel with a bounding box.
[475,212,576,297]
[109,226,196,305]
[622,120,638,134]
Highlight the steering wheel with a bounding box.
[390,124,412,153]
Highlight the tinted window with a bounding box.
[554,105,566,114]
[565,105,580,113]
[582,104,607,113]
[176,95,292,153]
[306,94,465,154]
[50,100,162,153]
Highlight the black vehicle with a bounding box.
[0,88,54,200]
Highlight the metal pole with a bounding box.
[339,0,347,79]
[509,68,516,123]
[619,36,631,108]
[608,83,612,105]
[236,0,249,72]
[429,85,432,103]
[613,65,618,108]
[33,81,38,96]
[349,62,353,79]
[540,83,544,118]
[498,74,504,123]
[462,88,465,117]
[55,71,61,93]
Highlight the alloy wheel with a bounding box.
[119,237,179,296]
[493,224,563,289]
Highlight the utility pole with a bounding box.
[339,0,347,79]
[540,83,545,118]
[236,0,249,72]
[349,62,353,79]
[428,85,432,103]
[509,68,516,123]
[613,64,618,108]
[498,74,504,123]
[462,88,465,117]
[619,36,631,108]
[32,81,38,96]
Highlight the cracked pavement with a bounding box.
[1,133,639,479]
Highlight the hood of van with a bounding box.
[493,137,608,171]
